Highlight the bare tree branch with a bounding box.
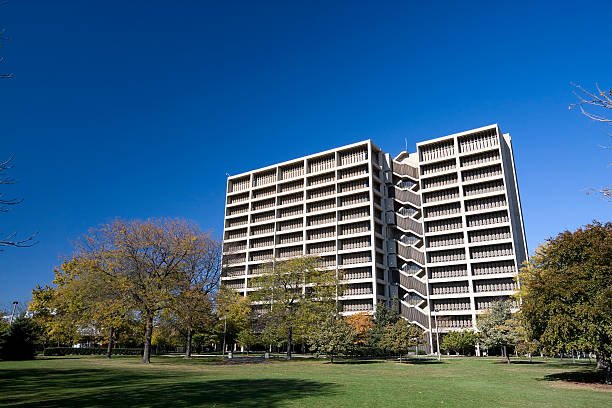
[0,231,37,249]
[0,157,37,249]
[570,83,612,201]
[570,83,612,123]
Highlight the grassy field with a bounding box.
[0,356,610,407]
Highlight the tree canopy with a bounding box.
[518,221,611,381]
[477,300,518,363]
[251,256,339,359]
[29,218,222,363]
[380,319,422,362]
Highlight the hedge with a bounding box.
[42,347,142,356]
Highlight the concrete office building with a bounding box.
[221,124,527,352]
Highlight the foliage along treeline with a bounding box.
[442,222,610,379]
[24,218,425,363]
[28,218,222,363]
[518,221,611,383]
[15,218,611,382]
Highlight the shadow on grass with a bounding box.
[327,360,382,365]
[399,358,445,365]
[541,361,596,369]
[0,368,336,407]
[543,369,606,384]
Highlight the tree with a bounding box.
[380,320,422,362]
[571,83,612,123]
[236,328,257,355]
[518,222,612,382]
[369,302,400,354]
[0,317,39,360]
[440,330,479,355]
[0,158,35,249]
[346,312,374,347]
[478,300,518,364]
[216,288,251,353]
[252,256,338,360]
[54,256,128,358]
[570,83,611,199]
[1,4,14,80]
[308,313,356,363]
[29,284,80,347]
[512,317,539,363]
[169,234,221,358]
[78,218,218,363]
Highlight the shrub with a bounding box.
[0,317,39,360]
[42,347,142,356]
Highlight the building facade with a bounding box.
[221,124,527,352]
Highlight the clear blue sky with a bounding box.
[1,1,610,307]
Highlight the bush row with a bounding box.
[42,347,142,356]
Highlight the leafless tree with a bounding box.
[0,158,36,248]
[0,28,14,79]
[570,83,612,123]
[570,83,611,200]
[1,0,14,79]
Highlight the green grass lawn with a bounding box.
[0,356,610,407]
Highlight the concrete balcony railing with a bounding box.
[400,300,430,330]
[396,214,424,236]
[396,241,426,265]
[394,186,421,206]
[399,272,428,298]
[392,161,420,179]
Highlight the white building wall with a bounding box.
[221,124,528,352]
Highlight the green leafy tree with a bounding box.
[518,222,612,382]
[369,302,400,355]
[216,288,251,353]
[441,330,479,355]
[252,257,338,359]
[380,320,423,362]
[54,256,129,358]
[308,313,356,363]
[29,284,80,347]
[0,317,39,360]
[236,328,257,355]
[478,300,518,364]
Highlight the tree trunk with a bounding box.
[184,328,192,359]
[142,315,153,364]
[399,353,402,363]
[106,327,114,359]
[330,353,334,363]
[596,355,612,385]
[286,326,292,360]
[503,345,510,364]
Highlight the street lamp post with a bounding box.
[221,315,227,357]
[9,301,18,325]
[434,314,441,361]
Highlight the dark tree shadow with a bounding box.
[327,360,382,365]
[0,368,337,407]
[502,360,544,365]
[400,358,445,365]
[543,369,606,384]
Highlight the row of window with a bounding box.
[458,130,499,154]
